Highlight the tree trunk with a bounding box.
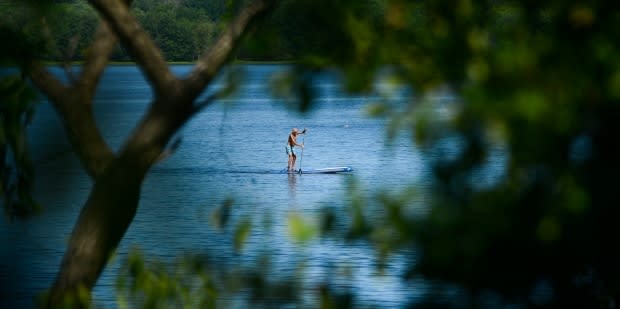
[38,0,275,306]
[46,158,144,307]
[44,99,179,307]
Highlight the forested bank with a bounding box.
[1,0,384,62]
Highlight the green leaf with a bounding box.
[233,218,252,252]
[287,212,317,243]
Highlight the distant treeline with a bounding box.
[3,0,384,62]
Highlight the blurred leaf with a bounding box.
[287,212,317,243]
[319,206,336,234]
[269,66,318,112]
[364,102,388,117]
[345,178,372,239]
[513,90,548,123]
[233,218,252,252]
[210,197,233,230]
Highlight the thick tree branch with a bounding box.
[29,66,114,177]
[28,21,124,178]
[77,23,117,100]
[184,0,276,98]
[87,0,176,96]
[47,158,142,307]
[115,0,278,171]
[28,64,70,104]
[79,0,133,98]
[51,100,115,178]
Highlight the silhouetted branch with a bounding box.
[191,87,230,115]
[78,23,117,99]
[61,35,80,84]
[112,0,277,168]
[88,0,177,97]
[28,64,70,105]
[184,0,276,98]
[156,136,182,162]
[27,1,137,179]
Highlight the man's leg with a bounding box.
[292,154,297,171]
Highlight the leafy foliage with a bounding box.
[0,74,40,219]
[4,0,620,307]
[0,1,51,219]
[116,248,354,309]
[0,1,55,62]
[295,1,620,306]
[247,0,620,306]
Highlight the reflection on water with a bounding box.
[288,173,298,201]
[0,65,483,308]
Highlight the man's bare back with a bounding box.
[288,128,306,147]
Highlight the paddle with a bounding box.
[298,128,307,174]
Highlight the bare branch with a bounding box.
[79,0,134,98]
[87,0,176,96]
[30,66,115,177]
[29,63,70,105]
[111,0,277,171]
[191,86,232,115]
[30,64,115,178]
[184,0,276,98]
[28,16,125,179]
[62,35,80,84]
[156,136,182,162]
[77,23,116,98]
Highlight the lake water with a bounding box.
[0,65,458,308]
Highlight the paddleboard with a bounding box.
[281,166,353,174]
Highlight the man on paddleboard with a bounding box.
[286,128,306,172]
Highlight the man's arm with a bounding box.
[296,128,307,146]
[291,135,304,147]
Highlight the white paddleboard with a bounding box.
[295,167,353,174]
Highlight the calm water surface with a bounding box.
[0,65,463,308]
